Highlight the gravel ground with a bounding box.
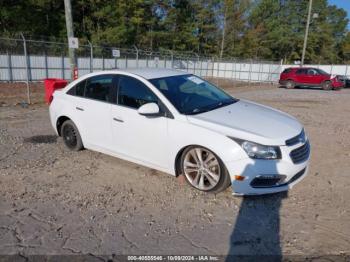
[0,82,350,260]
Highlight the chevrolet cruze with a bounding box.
[49,68,310,195]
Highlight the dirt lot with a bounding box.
[1,81,350,260]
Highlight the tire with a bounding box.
[322,81,332,90]
[285,80,295,89]
[180,146,231,194]
[60,120,83,151]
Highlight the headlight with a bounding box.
[230,138,281,160]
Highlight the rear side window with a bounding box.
[282,68,292,74]
[85,75,114,102]
[117,76,158,109]
[67,80,86,96]
[296,69,307,75]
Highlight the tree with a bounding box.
[339,32,350,62]
[0,0,349,63]
[243,0,349,63]
[218,0,253,58]
[193,0,221,55]
[0,0,65,38]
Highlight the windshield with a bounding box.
[149,74,238,115]
[316,69,329,75]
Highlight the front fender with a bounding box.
[167,119,248,175]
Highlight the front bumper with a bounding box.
[225,141,310,195]
[331,80,344,89]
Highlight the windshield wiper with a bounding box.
[209,100,235,111]
[185,99,237,115]
[185,107,212,115]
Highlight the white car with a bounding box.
[49,68,310,195]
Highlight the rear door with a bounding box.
[76,74,117,150]
[295,69,308,84]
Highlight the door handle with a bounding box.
[113,117,124,123]
[76,107,84,111]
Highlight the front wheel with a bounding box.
[322,81,332,90]
[61,120,84,151]
[180,146,231,193]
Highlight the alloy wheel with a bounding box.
[322,81,331,90]
[183,147,221,191]
[286,80,294,89]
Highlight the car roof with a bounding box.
[117,68,189,80]
[287,67,315,70]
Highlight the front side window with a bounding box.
[149,74,237,115]
[117,76,158,109]
[307,69,318,75]
[85,75,114,102]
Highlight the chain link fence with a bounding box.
[0,36,282,85]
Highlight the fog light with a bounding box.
[250,174,287,188]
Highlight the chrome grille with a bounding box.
[290,141,310,164]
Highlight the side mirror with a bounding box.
[138,102,160,116]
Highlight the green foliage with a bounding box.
[0,0,65,38]
[0,0,349,63]
[239,0,349,63]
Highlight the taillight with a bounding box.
[44,78,67,105]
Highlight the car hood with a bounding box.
[187,100,303,146]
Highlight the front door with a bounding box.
[110,75,169,169]
[307,68,323,85]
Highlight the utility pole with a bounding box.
[219,3,227,59]
[301,0,313,67]
[64,0,77,80]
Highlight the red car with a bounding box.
[279,67,344,90]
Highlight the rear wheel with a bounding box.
[322,81,332,90]
[285,80,295,89]
[61,120,83,151]
[180,146,231,193]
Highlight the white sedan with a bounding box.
[49,68,310,195]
